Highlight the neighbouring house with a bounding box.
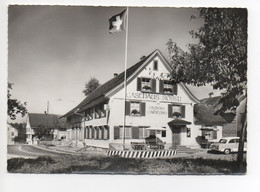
[62,49,225,150]
[7,123,18,144]
[26,113,67,144]
[199,96,238,138]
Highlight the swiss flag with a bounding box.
[108,9,127,34]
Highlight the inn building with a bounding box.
[62,49,222,150]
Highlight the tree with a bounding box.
[34,125,53,141]
[11,123,26,143]
[82,77,101,96]
[167,8,247,171]
[8,82,27,120]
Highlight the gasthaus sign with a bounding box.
[147,105,167,115]
[127,92,182,103]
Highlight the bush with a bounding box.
[8,156,55,172]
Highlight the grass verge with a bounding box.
[7,154,246,174]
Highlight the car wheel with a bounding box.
[224,149,231,155]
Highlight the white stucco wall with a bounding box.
[68,53,203,149]
[107,55,200,148]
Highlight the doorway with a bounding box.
[172,127,181,146]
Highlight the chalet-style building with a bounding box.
[62,50,230,150]
[26,113,67,144]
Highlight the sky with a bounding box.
[8,5,222,122]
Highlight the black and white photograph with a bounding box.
[1,0,260,191]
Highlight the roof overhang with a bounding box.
[168,119,192,126]
[146,127,166,131]
[200,127,218,131]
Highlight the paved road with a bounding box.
[7,144,71,158]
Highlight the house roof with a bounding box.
[194,104,229,126]
[28,113,66,129]
[168,119,192,126]
[61,49,200,118]
[196,96,236,125]
[200,96,221,106]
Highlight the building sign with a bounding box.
[127,92,181,102]
[147,105,167,115]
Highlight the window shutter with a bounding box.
[100,127,105,139]
[181,105,185,118]
[168,104,172,118]
[107,126,110,139]
[84,127,86,139]
[140,102,146,116]
[173,83,178,95]
[87,127,90,139]
[132,127,139,139]
[137,78,142,91]
[151,79,156,93]
[92,128,94,139]
[213,130,217,139]
[159,80,164,93]
[114,126,120,139]
[125,101,130,116]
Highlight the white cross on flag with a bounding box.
[109,9,127,34]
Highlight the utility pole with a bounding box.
[45,101,49,139]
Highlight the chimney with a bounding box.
[140,55,146,60]
[209,92,214,98]
[114,73,118,77]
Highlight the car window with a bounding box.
[235,139,240,143]
[219,139,227,143]
[229,139,236,143]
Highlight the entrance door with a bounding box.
[172,127,181,146]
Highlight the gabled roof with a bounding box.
[168,119,192,126]
[200,96,221,106]
[195,96,236,125]
[194,104,231,126]
[61,49,200,118]
[28,113,66,129]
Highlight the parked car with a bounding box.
[209,137,247,154]
[145,135,165,150]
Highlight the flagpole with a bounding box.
[122,7,129,150]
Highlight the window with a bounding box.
[219,139,227,143]
[11,132,14,136]
[89,127,93,139]
[162,130,166,137]
[139,127,150,139]
[172,105,181,117]
[202,129,217,140]
[119,126,132,139]
[153,60,158,71]
[87,108,93,120]
[103,126,109,140]
[168,104,185,118]
[98,126,103,139]
[126,101,146,116]
[94,106,100,119]
[159,80,177,95]
[99,103,106,118]
[163,80,173,93]
[85,127,89,139]
[137,78,156,93]
[187,128,191,137]
[141,78,152,92]
[130,102,141,116]
[229,139,236,143]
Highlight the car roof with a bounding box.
[221,137,240,140]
